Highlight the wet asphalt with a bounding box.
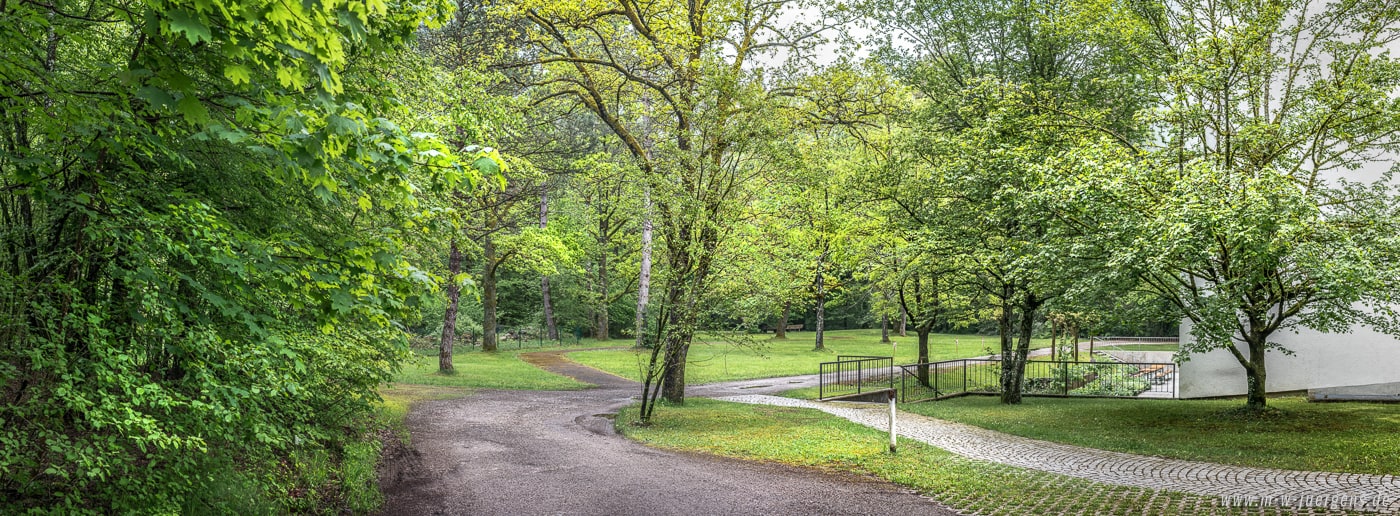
[377,351,960,516]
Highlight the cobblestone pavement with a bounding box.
[716,395,1400,514]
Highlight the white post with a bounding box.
[888,390,898,453]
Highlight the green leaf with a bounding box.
[135,86,175,110]
[223,64,251,86]
[176,95,210,124]
[167,10,212,45]
[472,155,500,176]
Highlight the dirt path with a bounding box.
[377,351,958,516]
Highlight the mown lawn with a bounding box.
[392,346,591,391]
[896,395,1400,475]
[617,399,1272,516]
[569,329,1049,384]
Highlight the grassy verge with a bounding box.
[393,347,591,390]
[570,329,1049,384]
[617,399,1299,516]
[894,395,1400,475]
[377,384,475,435]
[299,384,470,515]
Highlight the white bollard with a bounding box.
[888,390,897,454]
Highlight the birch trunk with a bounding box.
[634,187,652,347]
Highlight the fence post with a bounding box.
[962,359,968,394]
[1063,361,1070,396]
[899,367,905,403]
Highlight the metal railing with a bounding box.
[493,326,584,349]
[1091,336,1180,344]
[818,356,895,400]
[899,358,1176,403]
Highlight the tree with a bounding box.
[410,6,517,368]
[507,104,634,343]
[575,153,641,340]
[0,0,487,508]
[539,183,559,340]
[835,123,961,386]
[457,168,572,352]
[499,0,846,413]
[862,0,1150,403]
[1088,0,1400,410]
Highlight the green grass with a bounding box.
[568,329,1048,384]
[393,347,591,390]
[617,399,1296,516]
[896,395,1400,475]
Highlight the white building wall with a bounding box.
[1178,319,1400,398]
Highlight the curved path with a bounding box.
[378,351,959,516]
[719,395,1400,514]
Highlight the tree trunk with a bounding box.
[775,301,790,339]
[1001,293,1040,404]
[916,327,931,387]
[482,232,499,352]
[997,297,1018,403]
[1050,322,1057,361]
[813,255,825,351]
[1243,334,1269,410]
[1071,324,1080,362]
[660,283,693,403]
[439,238,462,372]
[540,186,558,340]
[634,187,652,348]
[596,216,609,340]
[881,314,890,344]
[898,307,907,337]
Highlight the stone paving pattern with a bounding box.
[717,395,1400,514]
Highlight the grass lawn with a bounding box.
[896,395,1400,475]
[617,399,1271,516]
[392,346,591,391]
[568,329,1048,384]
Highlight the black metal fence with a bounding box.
[818,356,895,400]
[493,326,584,349]
[898,358,1176,403]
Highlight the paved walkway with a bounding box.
[716,395,1400,514]
[379,351,959,515]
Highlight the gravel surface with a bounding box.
[378,352,960,516]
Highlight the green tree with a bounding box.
[0,0,495,509]
[863,0,1150,403]
[498,0,847,416]
[1088,0,1400,410]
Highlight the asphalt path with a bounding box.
[377,351,959,516]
